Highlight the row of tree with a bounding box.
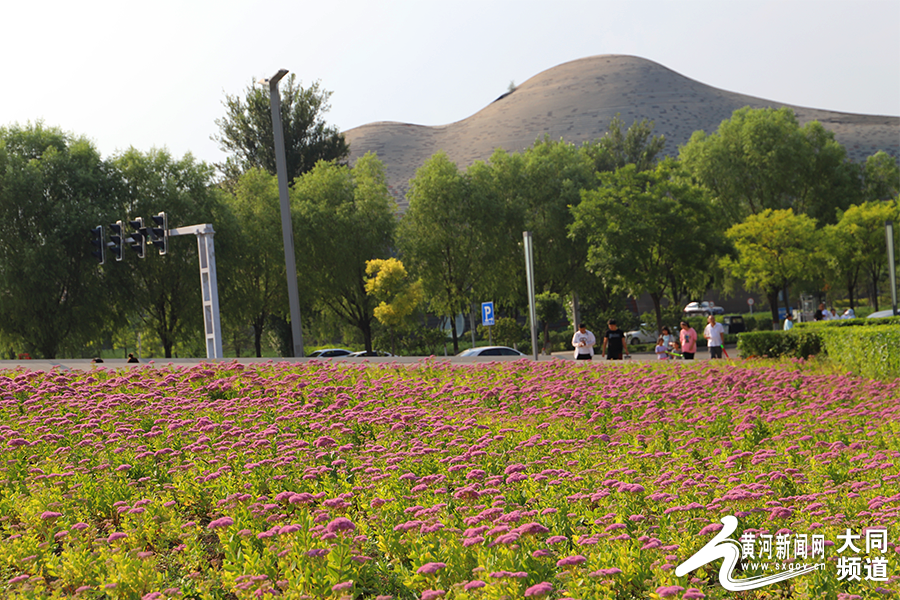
[0,77,897,358]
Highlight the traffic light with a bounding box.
[109,220,124,261]
[150,212,168,256]
[90,225,105,264]
[128,217,146,258]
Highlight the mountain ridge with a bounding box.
[344,55,900,208]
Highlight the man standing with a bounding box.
[704,315,726,359]
[679,321,697,360]
[572,323,596,361]
[601,319,629,360]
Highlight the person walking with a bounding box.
[571,323,596,361]
[655,336,669,360]
[704,315,726,359]
[601,319,629,360]
[679,321,697,360]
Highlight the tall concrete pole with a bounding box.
[261,69,305,357]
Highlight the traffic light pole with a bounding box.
[168,223,223,359]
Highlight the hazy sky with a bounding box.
[3,0,898,167]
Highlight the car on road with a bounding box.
[457,346,525,357]
[348,350,394,357]
[684,301,725,316]
[867,309,899,319]
[625,324,657,347]
[308,348,353,358]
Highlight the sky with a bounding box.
[3,0,898,168]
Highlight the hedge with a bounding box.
[737,317,900,379]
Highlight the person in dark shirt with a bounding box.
[601,319,629,360]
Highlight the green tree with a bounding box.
[534,291,565,355]
[365,258,423,355]
[680,107,859,225]
[110,148,224,358]
[583,114,667,173]
[212,75,349,184]
[0,123,117,358]
[571,160,724,334]
[292,153,396,352]
[823,200,900,311]
[862,151,900,201]
[721,209,819,327]
[398,152,491,354]
[222,168,288,356]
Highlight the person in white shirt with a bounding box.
[572,323,596,360]
[842,308,855,319]
[783,312,794,330]
[704,315,726,359]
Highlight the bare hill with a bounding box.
[344,55,899,209]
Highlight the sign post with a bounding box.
[482,301,495,345]
[523,232,539,361]
[747,297,754,315]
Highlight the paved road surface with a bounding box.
[0,345,738,371]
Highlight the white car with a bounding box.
[348,350,394,357]
[457,346,525,357]
[867,309,898,319]
[308,348,353,358]
[625,324,657,346]
[684,301,725,316]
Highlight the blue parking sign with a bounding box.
[482,302,495,326]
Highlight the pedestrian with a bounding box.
[127,353,139,363]
[601,319,629,360]
[704,315,726,359]
[783,312,794,331]
[814,303,827,321]
[571,323,596,361]
[661,326,676,352]
[655,336,669,360]
[841,308,855,319]
[679,321,697,360]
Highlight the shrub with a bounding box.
[738,317,899,379]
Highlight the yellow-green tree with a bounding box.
[365,258,423,355]
[722,209,819,328]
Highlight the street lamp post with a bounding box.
[260,69,305,357]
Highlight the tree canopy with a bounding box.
[0,123,115,358]
[291,153,396,352]
[212,75,349,184]
[571,160,725,334]
[679,107,860,225]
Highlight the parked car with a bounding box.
[457,346,525,357]
[867,309,899,319]
[625,323,657,347]
[684,301,725,316]
[348,350,394,357]
[308,348,353,358]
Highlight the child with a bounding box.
[655,336,669,360]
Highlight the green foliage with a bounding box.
[679,106,860,225]
[572,160,725,334]
[292,153,397,353]
[722,208,819,325]
[365,258,423,355]
[220,168,288,356]
[818,324,900,380]
[0,123,118,358]
[739,318,900,379]
[110,147,224,358]
[477,316,523,348]
[212,74,348,184]
[582,114,667,173]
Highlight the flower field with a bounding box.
[1,359,898,600]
